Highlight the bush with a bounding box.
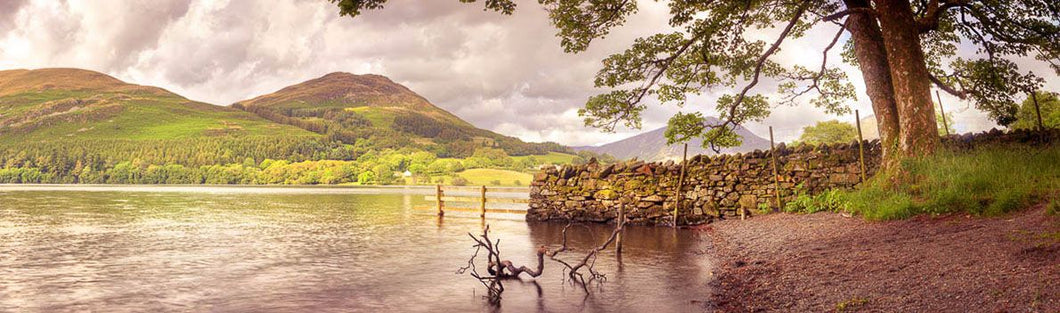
[513,180,522,186]
[451,176,470,186]
[489,179,502,186]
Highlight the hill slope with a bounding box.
[575,117,771,161]
[0,68,317,142]
[233,72,564,158]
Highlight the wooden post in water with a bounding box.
[673,143,688,227]
[769,126,781,212]
[479,185,487,218]
[1032,91,1044,131]
[936,90,950,136]
[616,206,623,253]
[855,110,866,183]
[436,185,445,216]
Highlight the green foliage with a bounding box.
[841,144,1060,220]
[784,184,848,214]
[796,120,857,145]
[1011,91,1060,130]
[330,0,515,18]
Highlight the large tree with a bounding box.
[331,0,1058,166]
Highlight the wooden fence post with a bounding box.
[769,126,782,212]
[436,185,445,216]
[480,185,487,218]
[673,143,688,227]
[855,110,866,183]
[936,90,950,136]
[1032,91,1044,131]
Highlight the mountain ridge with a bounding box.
[575,117,771,161]
[232,71,565,157]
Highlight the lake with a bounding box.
[0,185,715,312]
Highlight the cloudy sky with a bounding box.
[1,0,1056,146]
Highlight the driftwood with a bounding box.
[457,217,626,303]
[456,225,546,303]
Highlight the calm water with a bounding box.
[0,185,714,312]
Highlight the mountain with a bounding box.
[575,117,771,161]
[233,72,564,157]
[0,68,317,142]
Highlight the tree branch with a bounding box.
[822,7,875,22]
[917,0,971,33]
[929,73,967,99]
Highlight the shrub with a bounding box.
[489,179,502,186]
[451,176,470,186]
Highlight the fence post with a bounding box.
[936,90,950,136]
[673,143,688,227]
[1032,91,1044,131]
[480,185,487,218]
[769,126,782,212]
[436,185,445,216]
[855,110,866,183]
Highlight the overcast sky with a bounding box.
[1,0,1056,146]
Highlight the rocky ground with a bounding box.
[697,205,1059,312]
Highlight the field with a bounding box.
[512,152,579,165]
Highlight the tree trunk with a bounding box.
[843,0,901,165]
[874,0,939,157]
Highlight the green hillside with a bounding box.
[232,72,567,158]
[0,68,582,185]
[0,68,318,143]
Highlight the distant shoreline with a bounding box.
[0,184,530,195]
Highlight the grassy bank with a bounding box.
[792,143,1059,220]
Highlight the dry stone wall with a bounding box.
[528,140,881,226]
[528,128,1057,226]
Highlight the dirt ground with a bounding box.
[697,206,1060,312]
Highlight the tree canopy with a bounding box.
[1011,91,1060,130]
[796,120,858,145]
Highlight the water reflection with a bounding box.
[0,187,712,312]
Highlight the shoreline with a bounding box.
[698,206,1059,312]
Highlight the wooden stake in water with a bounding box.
[436,185,445,216]
[936,90,950,136]
[769,126,781,211]
[673,143,688,227]
[480,185,487,218]
[855,110,866,183]
[616,206,623,253]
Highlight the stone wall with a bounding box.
[528,128,1057,226]
[528,139,882,226]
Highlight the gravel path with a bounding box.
[698,206,1059,312]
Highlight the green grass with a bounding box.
[512,151,579,165]
[349,107,395,128]
[839,144,1060,220]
